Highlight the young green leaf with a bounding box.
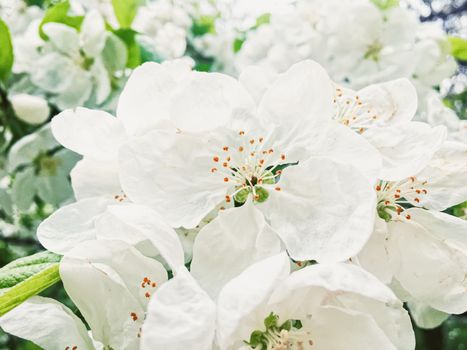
[449,37,467,62]
[113,28,142,68]
[0,19,14,84]
[370,0,399,10]
[0,251,61,316]
[39,0,84,40]
[111,0,141,28]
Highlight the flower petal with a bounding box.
[260,157,376,262]
[0,296,94,350]
[388,210,467,313]
[363,122,446,181]
[141,268,216,350]
[71,157,121,201]
[119,128,226,228]
[37,197,111,254]
[216,253,290,349]
[61,240,168,350]
[116,61,192,135]
[51,107,127,161]
[191,200,282,298]
[358,78,417,124]
[170,71,256,132]
[95,203,185,271]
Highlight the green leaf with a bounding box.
[39,0,84,40]
[111,0,141,28]
[370,0,399,10]
[448,37,467,62]
[0,19,14,84]
[191,15,216,37]
[254,13,271,28]
[0,251,61,316]
[113,28,141,68]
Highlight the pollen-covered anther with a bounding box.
[238,146,244,152]
[394,194,400,199]
[275,186,281,191]
[406,214,411,220]
[145,292,151,298]
[130,312,138,321]
[259,137,264,143]
[414,198,420,203]
[259,159,265,165]
[223,146,229,151]
[281,154,286,160]
[375,185,381,191]
[249,139,255,144]
[239,130,245,136]
[223,177,229,182]
[223,162,228,167]
[213,156,219,162]
[225,195,231,203]
[211,167,217,173]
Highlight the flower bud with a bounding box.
[10,94,50,125]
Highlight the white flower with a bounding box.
[8,125,79,211]
[133,0,193,59]
[0,296,100,350]
[118,60,379,262]
[10,93,50,125]
[13,11,126,110]
[60,239,169,350]
[331,78,447,180]
[357,141,467,320]
[141,254,415,350]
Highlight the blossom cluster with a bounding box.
[1,57,467,349]
[0,0,466,349]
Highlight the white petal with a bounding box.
[314,121,382,180]
[191,201,282,298]
[0,296,94,350]
[170,71,255,132]
[37,197,111,254]
[94,203,185,271]
[216,253,290,349]
[357,217,394,284]
[358,78,417,124]
[363,122,446,181]
[80,10,107,58]
[61,240,168,350]
[257,60,333,134]
[238,65,277,105]
[408,301,450,329]
[42,23,80,56]
[309,306,400,350]
[413,141,467,210]
[90,58,111,104]
[51,107,127,161]
[388,211,467,313]
[119,128,226,228]
[141,268,216,350]
[116,62,190,136]
[71,157,121,201]
[260,158,376,262]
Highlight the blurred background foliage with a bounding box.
[0,0,466,349]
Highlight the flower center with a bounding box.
[245,313,313,350]
[375,176,428,221]
[364,40,383,62]
[333,87,379,133]
[210,131,286,205]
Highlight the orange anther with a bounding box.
[223,177,229,182]
[213,156,219,162]
[223,146,229,151]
